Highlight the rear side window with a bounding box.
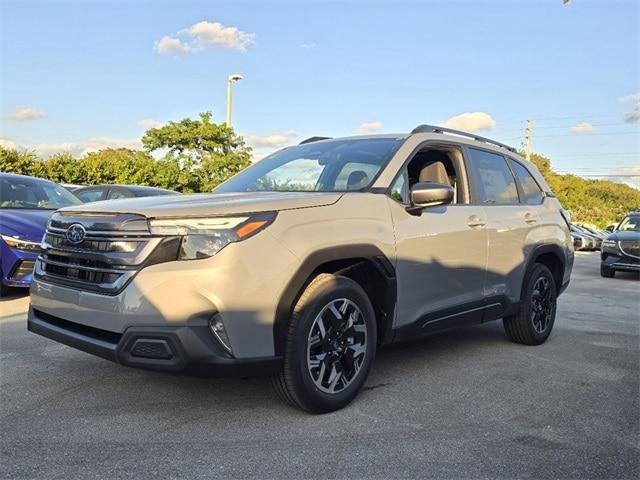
[510,160,544,205]
[468,148,519,205]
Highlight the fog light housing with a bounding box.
[208,314,232,355]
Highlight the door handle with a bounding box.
[524,213,538,224]
[467,215,486,228]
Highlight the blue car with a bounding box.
[0,173,81,296]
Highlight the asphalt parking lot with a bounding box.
[1,252,638,479]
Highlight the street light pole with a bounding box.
[226,74,243,127]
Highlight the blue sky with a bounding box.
[1,0,638,185]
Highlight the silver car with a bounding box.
[28,125,574,412]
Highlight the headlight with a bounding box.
[1,234,41,252]
[602,239,618,249]
[148,213,276,260]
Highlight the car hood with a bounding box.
[0,209,52,242]
[607,230,640,241]
[57,191,343,218]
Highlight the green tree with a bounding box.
[0,147,39,175]
[141,112,251,190]
[79,148,159,186]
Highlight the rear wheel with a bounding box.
[600,264,615,278]
[503,263,557,345]
[272,273,377,413]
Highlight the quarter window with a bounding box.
[510,160,544,205]
[468,149,519,204]
[389,172,408,203]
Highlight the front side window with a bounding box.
[618,214,640,231]
[107,189,129,200]
[76,189,105,203]
[468,148,519,204]
[0,176,81,210]
[510,160,544,205]
[215,138,403,193]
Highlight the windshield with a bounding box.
[215,138,403,193]
[618,215,640,231]
[0,176,82,210]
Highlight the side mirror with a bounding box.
[605,225,615,232]
[408,182,454,213]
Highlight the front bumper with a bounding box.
[601,249,640,272]
[27,307,282,377]
[0,242,38,288]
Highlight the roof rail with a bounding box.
[299,136,332,145]
[410,124,517,153]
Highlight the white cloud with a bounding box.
[9,106,46,121]
[620,92,640,103]
[243,130,298,149]
[155,21,255,55]
[441,112,496,132]
[0,138,19,149]
[570,122,596,133]
[299,42,317,49]
[624,104,640,123]
[139,119,164,129]
[34,137,142,157]
[607,166,640,189]
[356,121,383,133]
[154,36,191,55]
[620,92,640,123]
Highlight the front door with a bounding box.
[387,146,488,331]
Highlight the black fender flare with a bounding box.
[523,243,567,297]
[272,244,396,356]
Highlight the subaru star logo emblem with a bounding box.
[65,223,86,244]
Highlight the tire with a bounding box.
[600,264,615,278]
[0,272,9,298]
[272,273,377,413]
[503,263,557,346]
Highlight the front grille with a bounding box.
[44,233,140,253]
[35,212,160,295]
[620,240,640,259]
[10,259,36,280]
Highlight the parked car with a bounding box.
[600,212,640,277]
[574,224,604,249]
[571,232,587,250]
[27,125,574,412]
[0,173,82,296]
[570,225,599,250]
[73,184,178,203]
[578,224,607,238]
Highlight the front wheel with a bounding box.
[503,263,557,345]
[600,264,615,278]
[272,274,377,413]
[0,272,9,297]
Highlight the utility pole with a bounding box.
[225,74,243,127]
[523,119,533,161]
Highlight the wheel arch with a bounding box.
[525,244,566,297]
[273,244,396,356]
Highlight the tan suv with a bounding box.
[28,125,574,413]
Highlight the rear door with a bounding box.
[465,148,532,304]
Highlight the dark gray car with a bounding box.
[73,185,178,203]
